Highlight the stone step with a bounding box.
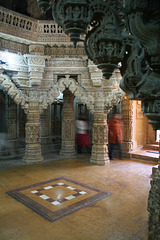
[144,144,159,151]
[130,152,159,164]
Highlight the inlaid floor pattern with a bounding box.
[7,176,111,222]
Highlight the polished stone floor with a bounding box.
[0,155,157,240]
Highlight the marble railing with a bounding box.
[0,6,70,45]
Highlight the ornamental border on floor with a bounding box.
[6,176,111,222]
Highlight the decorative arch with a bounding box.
[104,87,125,113]
[40,75,95,113]
[0,71,28,111]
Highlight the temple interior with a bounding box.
[0,1,159,240]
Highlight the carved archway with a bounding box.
[40,75,95,113]
[57,75,95,113]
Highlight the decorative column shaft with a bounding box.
[148,165,160,240]
[23,101,43,163]
[121,95,136,156]
[90,97,109,165]
[60,89,76,156]
[148,129,160,240]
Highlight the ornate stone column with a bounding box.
[90,95,109,165]
[60,89,76,156]
[141,100,160,240]
[23,100,43,163]
[121,95,137,157]
[22,45,47,163]
[148,158,160,240]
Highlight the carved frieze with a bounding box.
[47,59,86,68]
[45,45,85,57]
[0,39,28,54]
[28,57,45,66]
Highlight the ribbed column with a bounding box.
[90,98,109,165]
[23,101,43,163]
[60,90,76,156]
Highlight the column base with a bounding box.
[23,144,44,163]
[60,150,76,157]
[22,156,44,164]
[60,140,76,156]
[90,158,110,166]
[90,144,110,165]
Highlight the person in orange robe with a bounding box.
[108,113,123,160]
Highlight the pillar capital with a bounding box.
[24,53,47,87]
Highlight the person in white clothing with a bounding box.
[76,114,90,153]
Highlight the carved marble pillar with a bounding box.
[60,89,76,156]
[121,95,136,156]
[90,96,109,165]
[23,101,43,163]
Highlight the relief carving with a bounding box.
[25,123,40,144]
